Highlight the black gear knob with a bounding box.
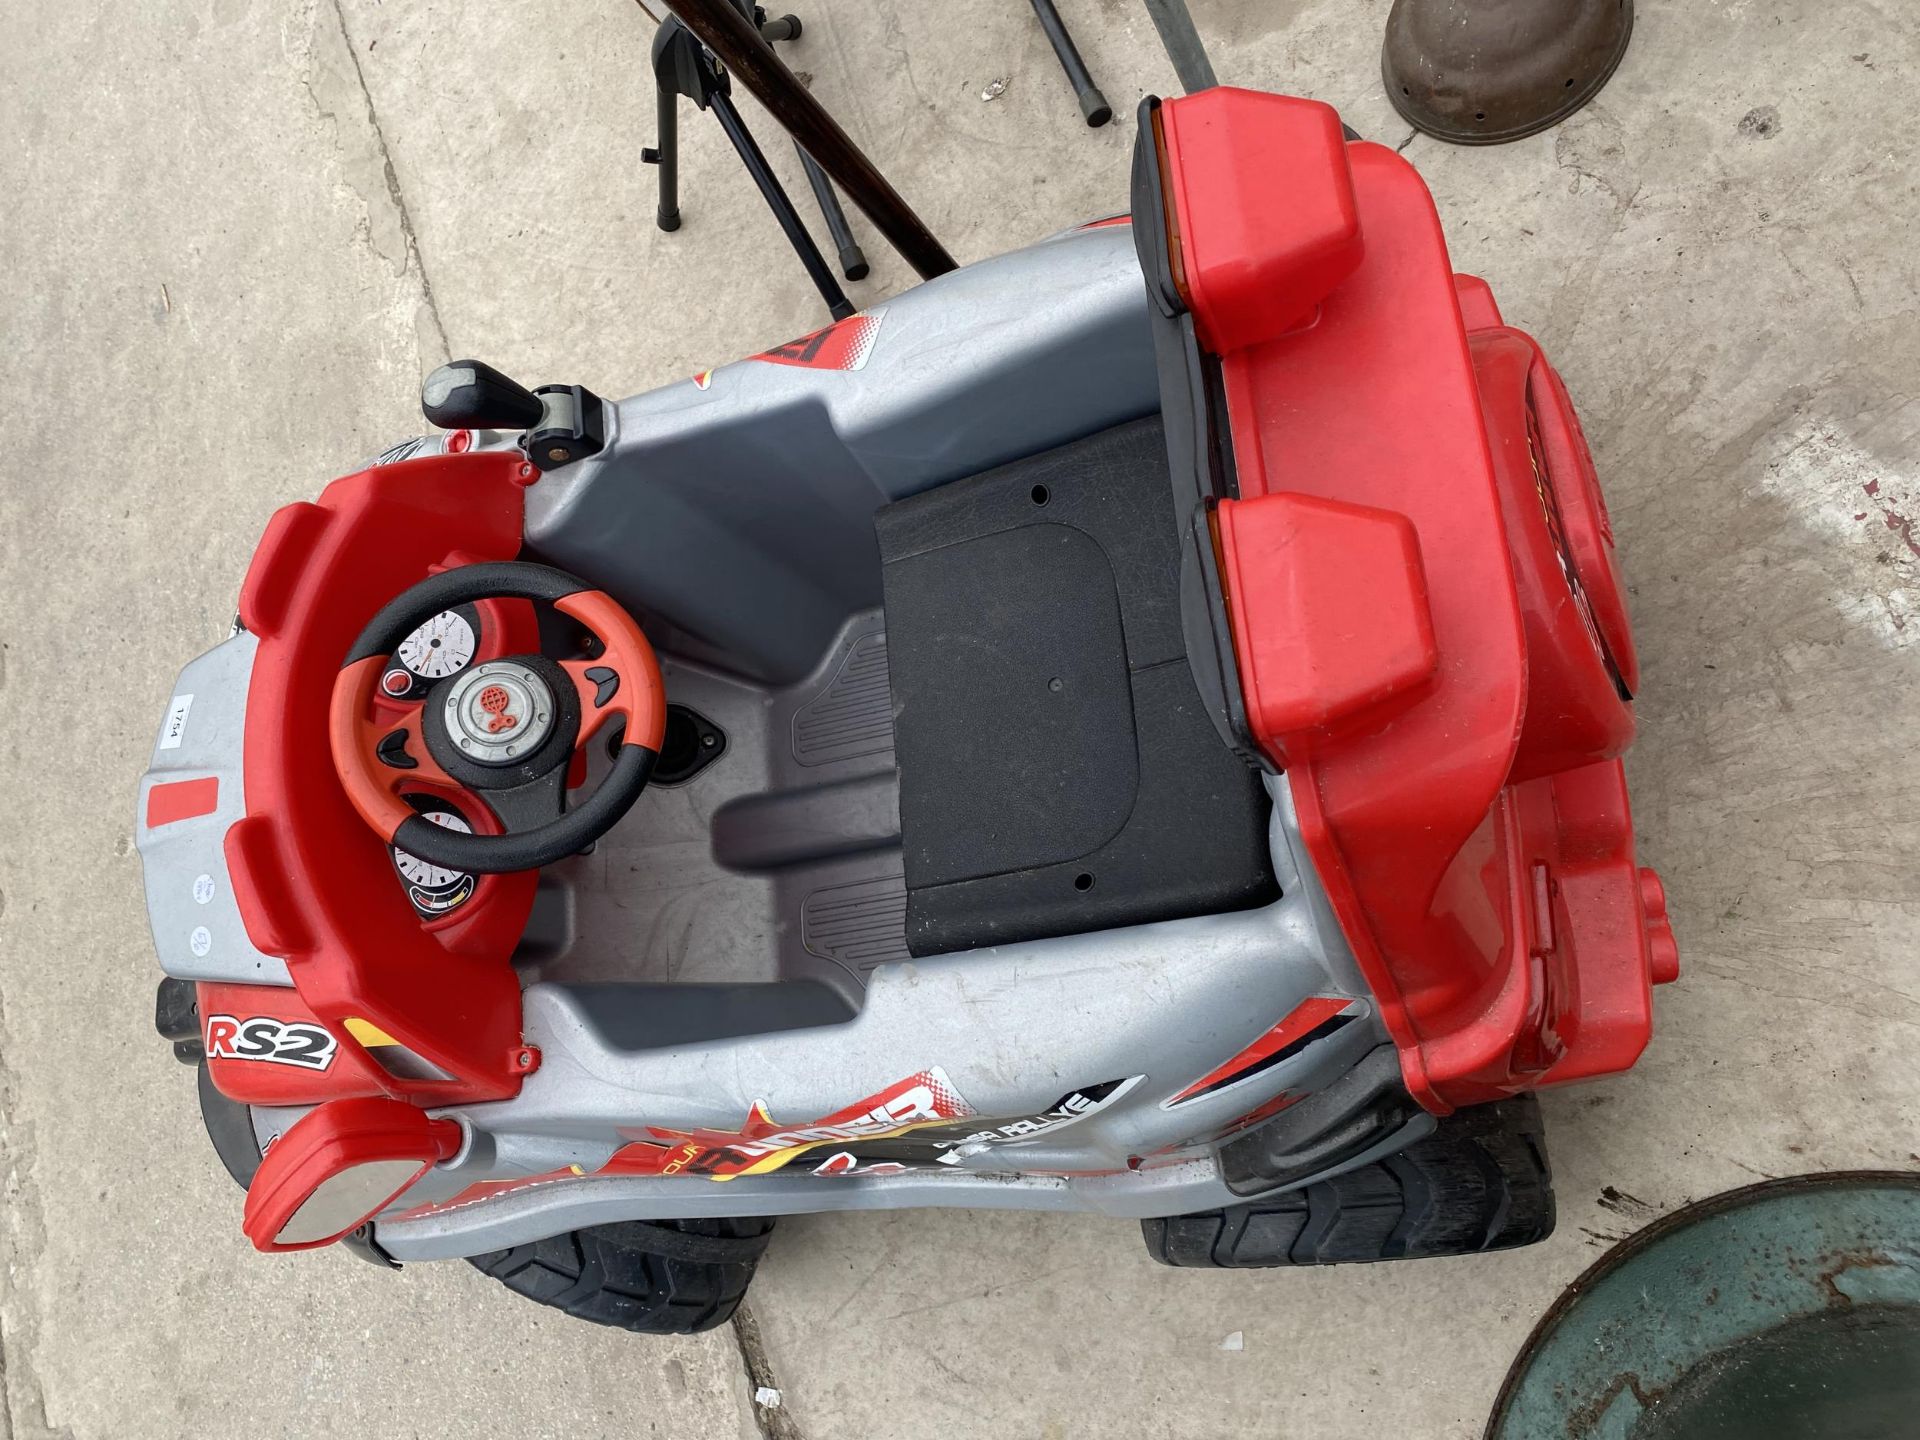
[421,359,544,431]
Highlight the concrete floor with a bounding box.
[3,0,1917,1435]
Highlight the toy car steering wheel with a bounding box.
[329,562,665,874]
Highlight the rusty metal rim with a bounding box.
[1482,1169,1920,1437]
[1382,0,1636,147]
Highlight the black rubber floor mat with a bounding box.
[876,415,1277,955]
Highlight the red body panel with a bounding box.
[243,1097,461,1252]
[226,451,537,1106]
[1156,89,1363,354]
[200,980,391,1105]
[1157,89,1676,1112]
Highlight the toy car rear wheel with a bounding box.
[1143,1095,1553,1267]
[466,1216,776,1334]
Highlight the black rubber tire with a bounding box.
[1143,1095,1553,1267]
[466,1217,776,1334]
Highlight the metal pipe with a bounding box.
[656,0,957,279]
[1141,0,1218,93]
[1028,0,1113,127]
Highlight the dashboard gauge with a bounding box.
[391,807,476,916]
[397,609,478,681]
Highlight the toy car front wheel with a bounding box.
[1143,1095,1553,1267]
[466,1216,776,1334]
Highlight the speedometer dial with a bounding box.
[397,610,477,680]
[392,809,476,916]
[394,810,471,889]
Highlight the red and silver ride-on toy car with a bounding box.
[139,89,1678,1334]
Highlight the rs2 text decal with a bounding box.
[205,1015,338,1071]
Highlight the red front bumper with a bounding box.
[1153,88,1678,1112]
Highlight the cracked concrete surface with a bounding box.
[2,0,1918,1436]
[306,0,452,361]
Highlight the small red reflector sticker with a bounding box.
[147,777,219,828]
[1164,995,1357,1106]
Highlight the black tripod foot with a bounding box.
[657,207,682,233]
[838,243,869,282]
[1030,0,1112,130]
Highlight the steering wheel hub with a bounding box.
[442,660,553,763]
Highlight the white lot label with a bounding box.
[159,694,195,750]
[192,874,215,905]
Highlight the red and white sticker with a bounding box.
[396,1066,1186,1222]
[1163,997,1361,1107]
[749,312,884,373]
[205,1015,338,1071]
[605,1066,972,1182]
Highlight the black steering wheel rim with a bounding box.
[341,561,660,874]
[393,744,656,875]
[345,560,587,663]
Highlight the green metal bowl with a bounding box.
[1487,1172,1920,1440]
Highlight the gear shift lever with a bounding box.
[421,359,544,431]
[421,360,607,473]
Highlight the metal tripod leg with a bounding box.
[1141,0,1218,93]
[1028,0,1112,126]
[796,146,869,280]
[708,89,856,320]
[648,86,682,231]
[642,8,872,312]
[662,0,954,278]
[758,13,866,280]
